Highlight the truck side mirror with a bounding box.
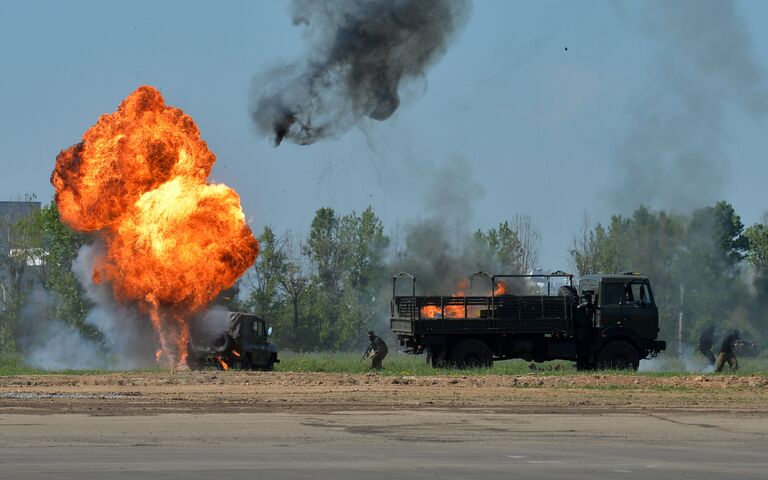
[267,327,273,336]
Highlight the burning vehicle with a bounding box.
[390,271,666,370]
[51,86,259,368]
[189,312,279,371]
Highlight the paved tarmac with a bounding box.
[1,410,766,479]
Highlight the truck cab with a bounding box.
[579,273,665,364]
[189,312,279,371]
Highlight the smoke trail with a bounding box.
[252,0,472,146]
[611,0,768,212]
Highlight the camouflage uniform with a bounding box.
[367,331,388,370]
[715,330,739,373]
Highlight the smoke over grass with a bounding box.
[612,0,768,212]
[252,0,472,146]
[25,243,158,371]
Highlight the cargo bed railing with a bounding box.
[392,294,572,320]
[392,271,574,306]
[390,271,575,327]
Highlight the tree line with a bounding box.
[571,201,768,350]
[1,199,767,354]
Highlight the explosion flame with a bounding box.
[420,280,506,318]
[51,86,259,368]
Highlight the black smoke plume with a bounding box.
[611,0,768,212]
[252,0,471,146]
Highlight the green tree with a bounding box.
[745,212,768,270]
[474,214,540,274]
[745,212,768,335]
[35,203,91,335]
[337,207,389,348]
[0,211,39,351]
[299,207,390,350]
[568,202,756,352]
[474,221,523,272]
[0,201,92,351]
[306,208,339,293]
[244,226,288,319]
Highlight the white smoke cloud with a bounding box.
[27,242,157,370]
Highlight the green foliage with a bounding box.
[244,226,287,318]
[275,351,572,376]
[0,201,93,353]
[745,218,768,269]
[35,203,93,337]
[243,207,389,352]
[474,221,523,271]
[473,214,540,274]
[745,212,768,315]
[570,202,763,349]
[275,351,768,376]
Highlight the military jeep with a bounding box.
[189,312,279,371]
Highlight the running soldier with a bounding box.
[715,329,740,373]
[364,331,388,370]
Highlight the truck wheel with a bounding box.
[576,358,594,371]
[211,334,232,353]
[428,348,447,368]
[451,340,493,369]
[596,340,639,370]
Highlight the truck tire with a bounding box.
[427,348,447,368]
[261,362,275,372]
[211,334,232,353]
[596,340,639,370]
[576,358,594,371]
[451,340,493,369]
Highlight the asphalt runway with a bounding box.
[1,410,766,480]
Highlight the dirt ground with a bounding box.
[0,371,765,415]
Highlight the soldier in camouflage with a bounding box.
[365,331,388,370]
[715,329,740,373]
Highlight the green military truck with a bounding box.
[189,312,279,371]
[390,272,666,370]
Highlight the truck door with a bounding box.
[597,281,623,328]
[621,280,658,339]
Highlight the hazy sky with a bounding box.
[2,0,768,269]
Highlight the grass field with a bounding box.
[277,350,768,376]
[2,350,766,377]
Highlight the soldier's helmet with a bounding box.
[368,330,375,337]
[733,329,740,338]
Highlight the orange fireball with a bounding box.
[52,86,258,368]
[420,279,506,318]
[420,279,468,319]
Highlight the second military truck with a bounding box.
[390,272,666,370]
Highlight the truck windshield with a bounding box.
[629,283,652,305]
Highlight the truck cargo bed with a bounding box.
[390,294,574,335]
